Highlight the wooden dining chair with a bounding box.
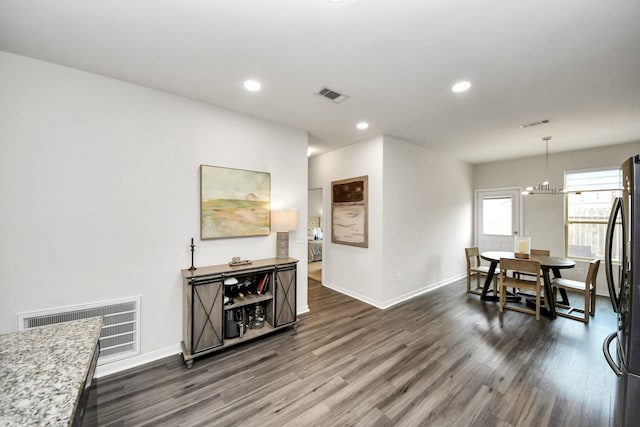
[551,259,600,323]
[499,258,542,320]
[513,249,550,280]
[511,248,550,298]
[465,247,496,295]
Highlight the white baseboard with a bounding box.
[321,281,386,308]
[322,272,466,310]
[380,273,466,309]
[96,343,181,378]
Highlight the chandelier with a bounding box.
[521,136,564,195]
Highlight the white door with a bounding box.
[475,188,522,252]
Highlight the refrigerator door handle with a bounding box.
[605,196,623,312]
[603,331,623,377]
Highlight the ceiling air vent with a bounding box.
[520,118,551,129]
[316,86,350,103]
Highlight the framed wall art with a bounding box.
[331,175,368,248]
[200,165,271,239]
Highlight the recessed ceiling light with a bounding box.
[356,122,369,130]
[244,80,261,92]
[451,81,471,93]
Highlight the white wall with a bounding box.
[308,137,385,305]
[382,136,473,305]
[474,140,640,291]
[0,51,309,372]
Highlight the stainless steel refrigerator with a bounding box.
[604,155,640,426]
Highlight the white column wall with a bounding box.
[308,137,385,305]
[0,51,308,372]
[382,136,473,305]
[308,135,473,308]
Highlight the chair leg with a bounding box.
[590,288,596,316]
[466,273,471,293]
[583,287,590,323]
[499,281,505,312]
[535,290,541,320]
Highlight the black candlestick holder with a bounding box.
[189,237,197,271]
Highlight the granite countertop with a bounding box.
[0,317,103,426]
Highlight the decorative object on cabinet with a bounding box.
[181,257,298,368]
[271,209,298,258]
[200,165,270,239]
[189,237,196,271]
[251,304,266,329]
[331,175,368,248]
[514,235,531,259]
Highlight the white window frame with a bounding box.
[564,167,622,261]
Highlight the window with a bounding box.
[482,197,512,236]
[565,169,622,260]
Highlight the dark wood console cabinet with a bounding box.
[181,257,298,368]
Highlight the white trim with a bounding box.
[321,273,465,310]
[379,273,466,309]
[95,343,180,378]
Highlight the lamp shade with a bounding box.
[271,210,298,232]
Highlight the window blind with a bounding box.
[564,168,622,192]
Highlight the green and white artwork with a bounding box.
[200,165,270,239]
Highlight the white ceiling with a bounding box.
[1,0,639,163]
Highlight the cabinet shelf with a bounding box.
[222,323,275,346]
[223,292,273,310]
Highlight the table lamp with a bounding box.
[271,209,298,258]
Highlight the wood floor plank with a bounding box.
[86,277,616,426]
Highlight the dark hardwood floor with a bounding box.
[85,278,617,426]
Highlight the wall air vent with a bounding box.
[520,118,551,129]
[316,86,350,103]
[16,296,141,365]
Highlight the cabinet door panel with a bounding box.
[274,266,296,327]
[192,281,223,353]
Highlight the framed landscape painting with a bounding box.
[331,175,368,248]
[200,165,270,239]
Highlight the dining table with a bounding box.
[480,251,576,318]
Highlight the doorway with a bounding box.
[475,188,523,252]
[308,187,324,283]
